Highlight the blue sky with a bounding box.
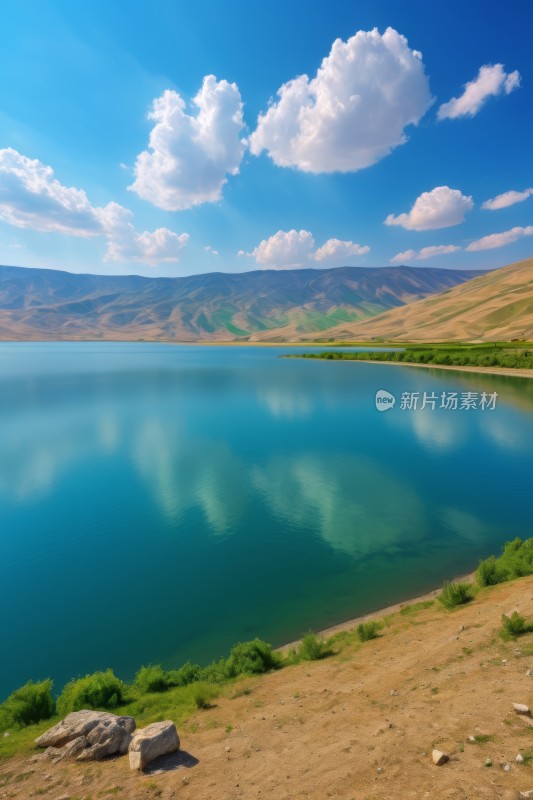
[0,0,532,276]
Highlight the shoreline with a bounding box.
[307,357,533,380]
[279,571,475,652]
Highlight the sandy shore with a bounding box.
[279,572,475,652]
[338,358,533,379]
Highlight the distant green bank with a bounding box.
[1,537,532,760]
[289,343,533,370]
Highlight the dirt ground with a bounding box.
[2,576,533,800]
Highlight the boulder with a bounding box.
[432,749,449,766]
[128,721,180,771]
[35,710,135,762]
[513,703,531,716]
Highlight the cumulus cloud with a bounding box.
[437,64,521,120]
[249,27,432,173]
[312,238,370,262]
[390,244,460,263]
[100,203,189,264]
[0,148,189,264]
[249,229,370,268]
[252,229,315,267]
[204,245,219,256]
[482,188,533,211]
[466,226,533,252]
[129,77,246,210]
[385,186,473,231]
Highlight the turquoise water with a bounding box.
[0,342,532,699]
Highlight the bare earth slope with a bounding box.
[0,264,482,341]
[3,575,533,799]
[318,256,533,342]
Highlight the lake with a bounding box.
[0,342,532,700]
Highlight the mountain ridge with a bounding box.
[0,263,485,341]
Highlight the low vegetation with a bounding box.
[438,581,474,610]
[500,611,532,640]
[292,343,533,370]
[2,537,533,764]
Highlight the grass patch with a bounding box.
[477,538,533,587]
[438,581,474,610]
[357,621,381,641]
[287,631,332,663]
[500,611,533,640]
[400,600,435,615]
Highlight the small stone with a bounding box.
[516,753,524,763]
[3,731,10,738]
[225,746,231,752]
[458,625,465,632]
[502,762,511,772]
[468,735,476,742]
[432,749,449,766]
[513,703,531,716]
[182,776,190,786]
[526,669,532,676]
[502,659,508,664]
[485,758,492,767]
[376,767,383,774]
[390,690,399,696]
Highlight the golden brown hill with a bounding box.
[308,256,533,342]
[2,575,533,799]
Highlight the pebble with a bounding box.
[432,749,449,766]
[390,689,399,696]
[516,753,524,763]
[502,762,511,772]
[485,758,492,767]
[225,746,231,752]
[527,669,532,676]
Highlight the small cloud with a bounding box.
[482,188,533,211]
[204,245,219,256]
[390,245,460,263]
[385,186,473,231]
[466,225,533,252]
[437,63,521,120]
[9,242,27,249]
[312,238,370,262]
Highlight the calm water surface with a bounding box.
[0,342,532,698]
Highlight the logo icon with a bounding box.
[375,389,396,412]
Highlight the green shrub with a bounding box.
[135,665,168,694]
[294,631,330,661]
[357,621,380,641]
[190,682,219,710]
[0,680,54,731]
[500,611,528,639]
[439,581,474,610]
[166,661,202,687]
[477,538,533,587]
[225,639,279,678]
[200,658,229,684]
[56,669,126,716]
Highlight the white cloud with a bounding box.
[252,229,315,268]
[390,244,460,263]
[129,77,246,211]
[0,148,189,265]
[437,64,521,120]
[249,229,370,268]
[385,186,473,231]
[390,249,417,264]
[466,226,533,252]
[482,188,533,211]
[204,245,219,256]
[100,203,189,264]
[312,238,370,262]
[249,27,432,173]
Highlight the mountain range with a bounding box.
[0,264,484,341]
[308,256,533,342]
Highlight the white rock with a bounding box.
[516,753,524,763]
[35,711,135,762]
[432,749,449,766]
[128,720,180,771]
[513,703,531,715]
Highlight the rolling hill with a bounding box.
[0,264,483,341]
[311,256,533,342]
